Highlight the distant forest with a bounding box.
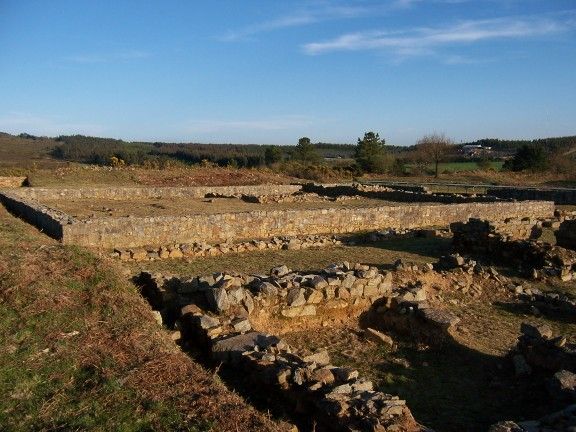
[461,136,576,152]
[9,132,576,168]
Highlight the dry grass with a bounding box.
[125,236,452,277]
[0,206,288,431]
[23,164,297,188]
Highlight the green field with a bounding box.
[409,161,504,173]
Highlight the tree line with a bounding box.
[30,131,576,176]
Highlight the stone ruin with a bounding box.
[451,218,576,282]
[112,228,450,262]
[135,261,468,431]
[490,324,576,432]
[129,211,576,431]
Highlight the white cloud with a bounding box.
[303,14,575,56]
[219,3,378,42]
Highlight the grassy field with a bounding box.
[405,161,504,174]
[0,206,286,432]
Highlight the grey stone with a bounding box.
[352,379,373,392]
[231,317,252,333]
[242,293,255,315]
[212,332,281,363]
[227,287,245,304]
[286,288,306,307]
[270,265,291,277]
[303,349,330,366]
[196,314,220,330]
[332,367,359,382]
[548,370,576,401]
[521,322,553,340]
[365,328,394,347]
[417,307,460,329]
[330,383,353,394]
[206,287,230,312]
[305,288,324,304]
[258,282,279,297]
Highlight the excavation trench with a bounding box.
[132,253,572,432]
[132,262,481,432]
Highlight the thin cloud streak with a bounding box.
[219,3,379,42]
[303,14,575,56]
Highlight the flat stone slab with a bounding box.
[417,307,460,328]
[212,332,281,363]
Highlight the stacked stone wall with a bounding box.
[0,191,73,239]
[62,201,553,248]
[303,183,502,204]
[9,184,303,201]
[451,219,576,281]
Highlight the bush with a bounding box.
[503,145,548,172]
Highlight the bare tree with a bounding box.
[415,133,455,178]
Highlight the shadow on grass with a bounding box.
[352,237,452,260]
[372,337,559,432]
[494,300,576,325]
[355,304,561,432]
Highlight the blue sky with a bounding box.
[0,0,575,145]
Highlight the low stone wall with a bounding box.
[113,229,449,262]
[0,191,74,239]
[9,184,303,201]
[0,176,27,188]
[556,220,576,251]
[303,183,502,204]
[63,200,553,248]
[488,187,576,205]
[451,219,576,281]
[0,185,555,249]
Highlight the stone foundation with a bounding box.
[451,219,576,281]
[0,185,555,249]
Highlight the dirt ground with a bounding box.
[42,195,421,219]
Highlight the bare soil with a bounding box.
[43,196,424,219]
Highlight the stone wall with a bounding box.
[0,176,27,188]
[451,219,576,281]
[137,263,430,432]
[0,186,555,249]
[556,220,576,251]
[303,183,502,203]
[9,184,303,201]
[62,200,553,248]
[487,187,576,205]
[0,191,74,239]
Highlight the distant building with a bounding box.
[462,144,492,157]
